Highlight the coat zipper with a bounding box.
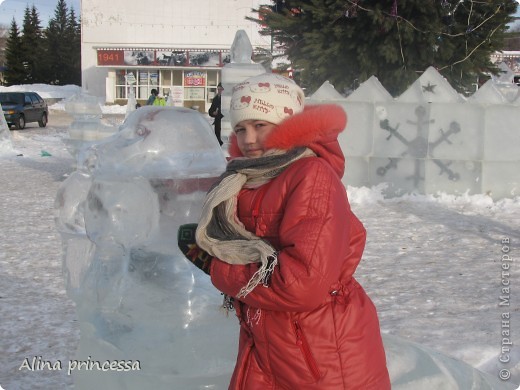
[294,320,321,381]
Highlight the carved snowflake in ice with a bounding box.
[376,105,462,185]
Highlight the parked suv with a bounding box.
[0,92,48,129]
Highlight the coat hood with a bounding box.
[228,104,347,177]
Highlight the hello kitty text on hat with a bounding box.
[229,73,305,128]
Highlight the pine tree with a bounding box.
[252,0,518,96]
[4,19,26,85]
[63,7,81,85]
[21,6,45,83]
[45,0,70,84]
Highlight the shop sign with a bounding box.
[97,50,124,66]
[184,71,206,87]
[97,49,230,68]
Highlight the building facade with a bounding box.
[491,50,520,85]
[81,0,269,110]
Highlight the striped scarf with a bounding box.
[196,147,315,297]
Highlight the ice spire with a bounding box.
[230,29,253,64]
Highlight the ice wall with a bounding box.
[309,66,520,200]
[55,106,235,389]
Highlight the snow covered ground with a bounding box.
[0,86,519,389]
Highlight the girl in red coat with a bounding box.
[179,73,390,389]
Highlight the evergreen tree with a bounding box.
[64,7,81,85]
[252,0,518,96]
[21,6,45,83]
[4,19,26,85]
[45,0,70,84]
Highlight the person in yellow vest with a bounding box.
[153,94,166,106]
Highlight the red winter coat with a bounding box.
[210,104,390,390]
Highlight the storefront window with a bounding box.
[113,67,220,111]
[115,69,160,100]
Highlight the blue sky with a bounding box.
[0,0,80,27]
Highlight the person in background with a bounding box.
[146,88,158,105]
[153,94,166,106]
[178,73,390,389]
[208,82,224,145]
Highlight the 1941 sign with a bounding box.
[97,50,124,66]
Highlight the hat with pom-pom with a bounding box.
[229,73,305,129]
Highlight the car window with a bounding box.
[0,93,24,105]
[25,95,32,105]
[29,94,40,104]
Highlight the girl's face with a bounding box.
[234,119,277,158]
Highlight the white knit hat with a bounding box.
[229,73,305,129]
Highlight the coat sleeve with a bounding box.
[208,96,218,117]
[210,159,365,312]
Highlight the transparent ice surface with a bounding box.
[492,62,515,84]
[369,157,426,197]
[482,161,520,199]
[84,106,225,178]
[337,101,373,157]
[125,87,137,118]
[468,78,520,105]
[469,79,513,105]
[230,29,253,64]
[64,92,103,119]
[346,75,393,103]
[427,103,484,161]
[342,156,369,188]
[0,102,15,156]
[308,80,344,100]
[303,68,518,199]
[424,159,482,196]
[63,93,118,162]
[220,63,266,89]
[55,171,91,235]
[397,66,464,104]
[55,106,234,389]
[483,105,520,161]
[372,103,432,159]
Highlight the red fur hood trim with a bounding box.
[228,104,347,177]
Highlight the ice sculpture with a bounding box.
[397,66,465,104]
[345,76,394,103]
[309,67,519,199]
[220,30,265,143]
[125,86,137,118]
[309,80,344,101]
[469,79,520,105]
[0,102,15,157]
[55,106,237,389]
[63,93,118,164]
